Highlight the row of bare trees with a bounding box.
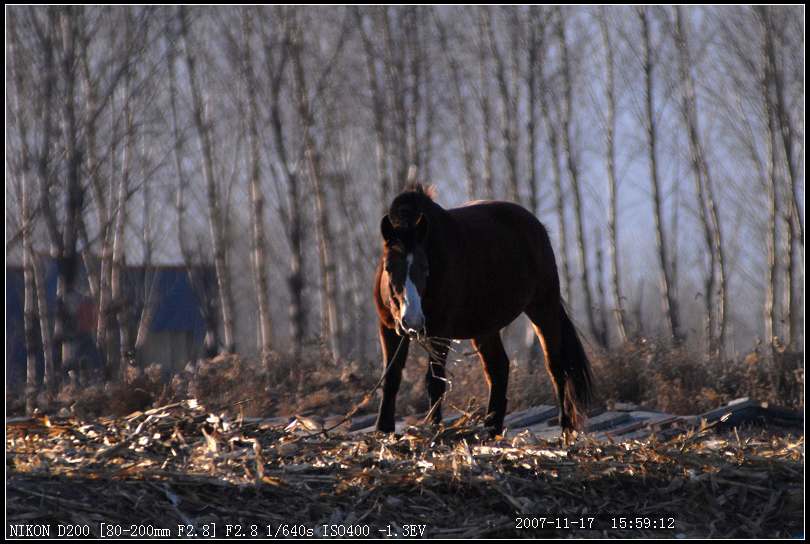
[6,7,804,410]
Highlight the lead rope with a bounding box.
[304,334,408,437]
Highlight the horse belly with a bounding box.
[441,245,535,339]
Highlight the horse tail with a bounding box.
[559,305,594,429]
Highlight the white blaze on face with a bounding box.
[400,254,424,330]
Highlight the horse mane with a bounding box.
[388,183,439,228]
[404,183,437,201]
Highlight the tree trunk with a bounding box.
[435,14,479,201]
[383,8,409,190]
[420,19,435,184]
[760,6,802,349]
[595,229,610,349]
[23,165,39,414]
[17,8,56,396]
[32,10,59,392]
[757,6,780,352]
[599,11,627,344]
[180,7,236,353]
[633,280,646,338]
[134,151,157,357]
[290,20,341,362]
[287,177,305,362]
[112,84,134,378]
[674,7,718,356]
[241,12,274,367]
[783,212,794,348]
[405,7,423,180]
[10,14,42,411]
[166,27,219,359]
[537,50,572,304]
[356,8,393,214]
[57,7,84,382]
[707,178,727,357]
[526,6,544,215]
[338,179,369,361]
[639,7,681,342]
[558,13,605,346]
[476,11,496,200]
[81,43,114,364]
[485,7,520,204]
[32,255,55,393]
[260,16,306,362]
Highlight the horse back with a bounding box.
[432,201,558,337]
[449,201,552,265]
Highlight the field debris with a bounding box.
[7,399,804,538]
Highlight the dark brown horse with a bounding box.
[373,184,593,437]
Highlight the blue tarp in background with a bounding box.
[6,261,212,386]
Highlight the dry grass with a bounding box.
[7,339,804,422]
[591,340,804,414]
[7,340,803,539]
[6,399,804,538]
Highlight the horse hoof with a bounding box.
[484,426,504,440]
[375,422,395,434]
[560,428,578,446]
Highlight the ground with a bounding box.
[6,400,804,538]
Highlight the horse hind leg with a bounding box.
[526,302,593,440]
[472,332,510,436]
[526,310,572,432]
[425,339,449,425]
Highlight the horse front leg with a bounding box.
[425,339,449,425]
[375,322,410,433]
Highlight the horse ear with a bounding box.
[415,213,428,243]
[381,215,396,243]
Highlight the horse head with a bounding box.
[380,212,429,338]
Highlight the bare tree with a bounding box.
[418,12,437,183]
[5,6,804,401]
[435,12,479,201]
[237,9,274,366]
[180,6,237,353]
[525,6,545,215]
[289,9,345,361]
[256,10,307,362]
[595,228,610,348]
[758,7,802,350]
[84,28,115,366]
[111,13,136,376]
[9,13,40,411]
[673,6,727,356]
[599,10,628,344]
[557,9,606,347]
[484,7,521,204]
[638,7,681,342]
[133,142,160,361]
[33,10,59,392]
[755,7,781,351]
[536,28,572,304]
[9,11,58,387]
[165,19,219,358]
[476,10,496,200]
[356,7,393,213]
[28,7,88,386]
[404,8,423,179]
[382,8,410,189]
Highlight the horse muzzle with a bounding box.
[396,319,426,341]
